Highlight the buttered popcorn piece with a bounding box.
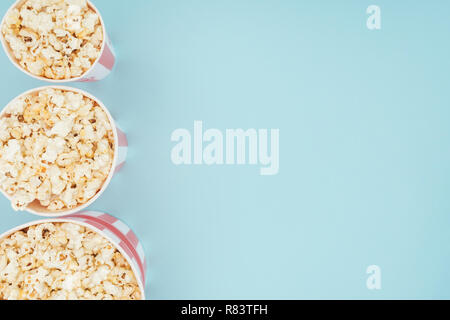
[1,0,103,80]
[0,88,115,212]
[0,223,142,300]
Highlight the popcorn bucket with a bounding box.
[0,86,128,217]
[0,0,116,83]
[0,211,147,300]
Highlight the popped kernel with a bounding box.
[0,88,115,212]
[1,0,103,80]
[0,222,142,300]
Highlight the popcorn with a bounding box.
[1,0,103,80]
[0,222,142,300]
[0,88,115,212]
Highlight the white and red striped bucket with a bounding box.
[0,0,116,83]
[0,211,147,299]
[78,33,116,82]
[0,86,127,217]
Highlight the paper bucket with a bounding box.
[0,211,146,300]
[0,0,116,82]
[0,86,127,217]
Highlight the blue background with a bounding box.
[1,0,450,299]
